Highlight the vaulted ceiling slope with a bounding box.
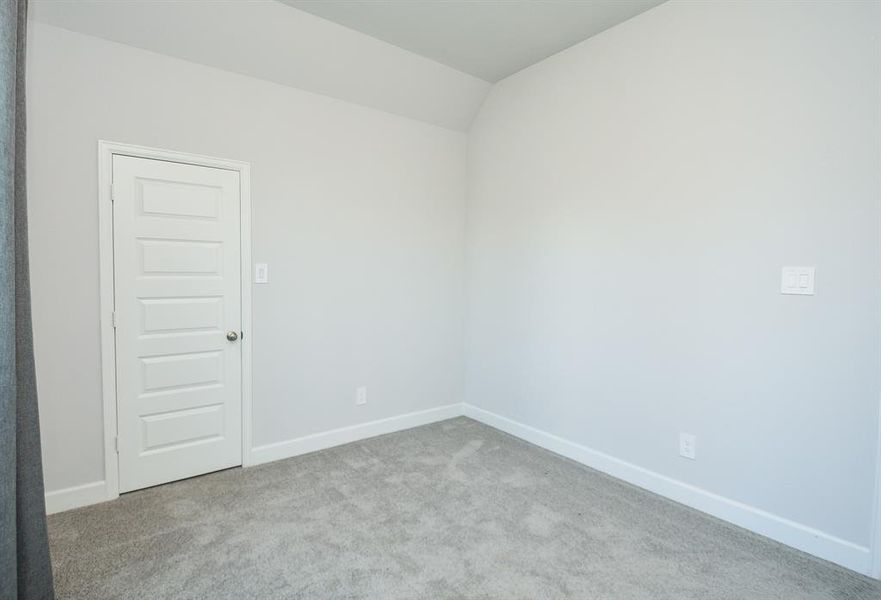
[285,0,666,82]
[30,0,491,132]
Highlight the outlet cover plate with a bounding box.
[679,433,696,460]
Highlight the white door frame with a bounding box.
[97,140,253,502]
[872,399,881,578]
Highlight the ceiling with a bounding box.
[30,0,490,131]
[30,0,665,131]
[283,0,666,82]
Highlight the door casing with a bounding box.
[98,140,253,502]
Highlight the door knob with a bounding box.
[226,331,239,342]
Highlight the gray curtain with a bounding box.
[1,0,55,598]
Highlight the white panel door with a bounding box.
[112,155,242,493]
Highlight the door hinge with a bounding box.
[114,436,119,453]
[111,311,118,328]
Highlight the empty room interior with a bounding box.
[3,0,881,598]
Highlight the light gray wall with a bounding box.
[28,0,881,559]
[465,0,881,548]
[27,23,467,493]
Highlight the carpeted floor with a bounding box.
[49,417,880,599]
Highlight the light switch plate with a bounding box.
[781,266,814,295]
[254,263,269,284]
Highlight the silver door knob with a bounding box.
[226,331,239,342]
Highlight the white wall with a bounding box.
[27,0,881,578]
[27,23,467,494]
[466,0,880,558]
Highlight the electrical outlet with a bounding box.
[679,433,696,460]
[356,386,367,406]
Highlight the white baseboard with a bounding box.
[45,481,110,515]
[249,403,464,466]
[462,403,873,577]
[42,402,875,578]
[44,405,462,514]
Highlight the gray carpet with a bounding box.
[49,417,880,599]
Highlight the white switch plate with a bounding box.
[356,386,367,406]
[679,433,696,460]
[254,263,269,284]
[781,266,814,295]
